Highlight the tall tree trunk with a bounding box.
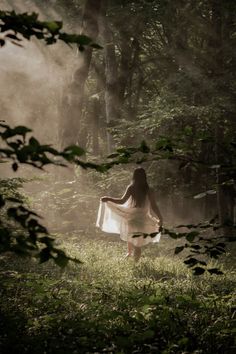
[211,0,223,228]
[124,37,142,119]
[59,0,102,149]
[100,3,119,154]
[91,94,100,155]
[211,0,235,234]
[118,31,133,104]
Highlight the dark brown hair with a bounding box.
[130,167,149,207]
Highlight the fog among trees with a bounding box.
[0,1,235,353]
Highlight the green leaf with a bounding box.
[186,231,199,242]
[207,268,223,275]
[210,164,221,169]
[64,145,85,156]
[39,247,51,263]
[198,260,207,266]
[193,267,205,275]
[12,126,32,136]
[54,251,69,268]
[90,43,103,49]
[6,33,21,41]
[209,249,223,258]
[42,21,62,34]
[184,257,198,266]
[165,229,179,239]
[206,189,216,195]
[175,246,185,254]
[2,125,31,139]
[45,37,57,45]
[16,148,28,163]
[39,236,54,246]
[76,34,92,45]
[29,137,39,147]
[190,244,201,250]
[194,192,207,199]
[107,153,119,159]
[59,33,92,46]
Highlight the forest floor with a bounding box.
[0,232,235,354]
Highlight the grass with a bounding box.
[0,232,235,354]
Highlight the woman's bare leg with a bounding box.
[134,246,141,261]
[127,242,133,256]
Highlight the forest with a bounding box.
[0,0,235,353]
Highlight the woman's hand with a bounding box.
[101,196,110,203]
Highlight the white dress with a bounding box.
[96,196,161,247]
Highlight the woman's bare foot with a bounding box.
[124,253,132,259]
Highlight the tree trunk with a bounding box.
[59,0,102,149]
[91,94,100,155]
[118,31,133,104]
[100,3,119,154]
[211,0,235,234]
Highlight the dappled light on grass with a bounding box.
[57,234,191,282]
[1,234,235,353]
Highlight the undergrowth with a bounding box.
[0,233,235,354]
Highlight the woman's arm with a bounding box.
[101,185,132,204]
[149,188,163,226]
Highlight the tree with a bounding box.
[99,1,119,153]
[0,10,102,266]
[58,0,102,149]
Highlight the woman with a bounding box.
[96,167,163,261]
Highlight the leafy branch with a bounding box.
[132,216,235,275]
[164,220,236,275]
[0,190,81,268]
[0,10,102,49]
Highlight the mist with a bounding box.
[0,0,88,233]
[0,0,82,145]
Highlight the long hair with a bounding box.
[130,167,149,207]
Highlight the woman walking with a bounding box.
[96,167,163,261]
